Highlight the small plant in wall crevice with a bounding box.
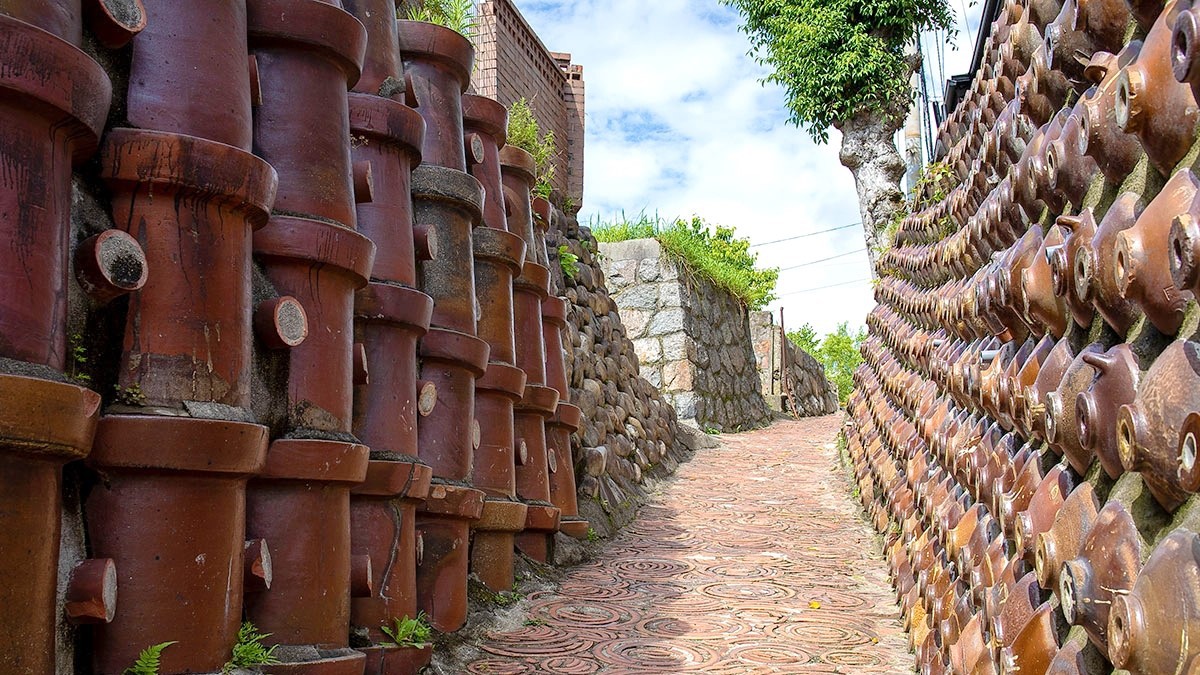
[380,613,433,648]
[223,621,280,672]
[124,641,176,675]
[557,244,579,279]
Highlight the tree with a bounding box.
[789,322,865,405]
[786,323,820,355]
[722,0,954,270]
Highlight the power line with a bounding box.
[778,247,867,271]
[778,278,871,297]
[748,223,861,248]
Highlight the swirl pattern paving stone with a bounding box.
[468,415,912,673]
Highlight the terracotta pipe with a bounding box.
[87,417,269,674]
[397,19,473,172]
[1048,214,1096,330]
[1117,339,1200,511]
[244,3,375,670]
[1116,0,1200,176]
[1076,343,1140,479]
[126,0,255,150]
[1059,500,1142,653]
[462,94,535,594]
[1044,342,1106,472]
[544,296,589,540]
[1033,482,1099,592]
[338,7,436,661]
[105,130,277,411]
[1080,192,1145,335]
[0,17,110,666]
[1107,529,1200,672]
[500,145,563,561]
[1113,169,1197,335]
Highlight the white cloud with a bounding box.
[514,0,978,336]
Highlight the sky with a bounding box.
[513,0,982,336]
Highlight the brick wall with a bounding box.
[473,0,585,209]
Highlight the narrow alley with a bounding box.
[466,415,911,674]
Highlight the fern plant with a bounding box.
[124,642,176,675]
[223,622,279,673]
[404,0,477,38]
[380,613,432,648]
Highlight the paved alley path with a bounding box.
[466,414,912,674]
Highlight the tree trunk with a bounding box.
[836,108,908,278]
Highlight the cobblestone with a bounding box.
[467,414,913,673]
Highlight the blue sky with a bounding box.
[514,0,978,335]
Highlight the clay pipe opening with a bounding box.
[255,297,309,350]
[83,0,147,49]
[1107,592,1146,670]
[1178,412,1200,492]
[1170,213,1200,291]
[244,539,273,592]
[417,380,437,417]
[1174,8,1200,85]
[65,558,117,625]
[1114,67,1144,132]
[1116,403,1146,473]
[74,230,148,305]
[414,223,439,262]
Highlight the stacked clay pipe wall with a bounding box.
[548,220,699,535]
[0,3,673,674]
[749,311,840,416]
[847,0,1200,672]
[600,238,774,432]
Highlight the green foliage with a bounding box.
[380,614,432,648]
[125,642,176,675]
[223,622,279,672]
[586,527,600,542]
[113,383,146,406]
[507,98,557,199]
[788,322,865,405]
[557,244,579,279]
[786,323,819,355]
[722,0,954,143]
[591,213,779,310]
[404,0,476,38]
[68,333,91,385]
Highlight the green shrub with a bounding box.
[557,244,579,279]
[404,0,476,37]
[591,213,779,310]
[788,322,865,406]
[507,98,557,199]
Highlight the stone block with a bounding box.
[637,258,663,282]
[658,280,684,307]
[621,308,651,338]
[633,337,662,362]
[615,284,658,310]
[648,307,685,334]
[662,360,694,392]
[661,332,690,360]
[599,238,662,261]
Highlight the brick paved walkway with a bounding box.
[466,414,912,674]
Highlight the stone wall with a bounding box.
[600,239,773,432]
[545,219,707,536]
[749,312,839,417]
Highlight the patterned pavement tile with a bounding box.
[468,414,913,673]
